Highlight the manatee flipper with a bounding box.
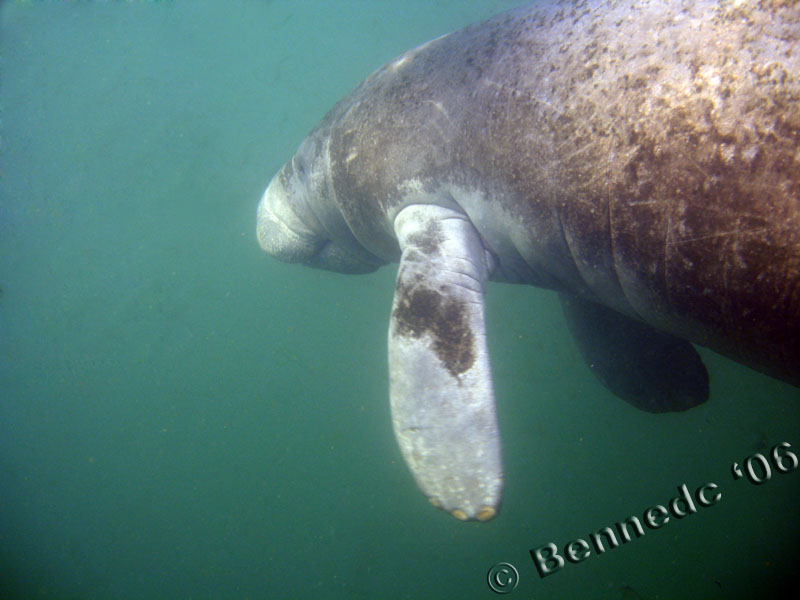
[389,204,501,521]
[559,294,709,412]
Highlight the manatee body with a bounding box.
[257,0,800,520]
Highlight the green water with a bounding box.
[1,1,798,598]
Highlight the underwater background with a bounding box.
[1,1,798,598]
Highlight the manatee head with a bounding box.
[257,131,385,275]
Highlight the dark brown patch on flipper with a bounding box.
[393,284,475,377]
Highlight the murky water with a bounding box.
[2,2,798,598]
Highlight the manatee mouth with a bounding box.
[258,165,388,279]
[256,172,326,265]
[258,191,375,272]
[257,196,321,264]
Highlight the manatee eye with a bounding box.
[292,155,306,178]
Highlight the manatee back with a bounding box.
[325,0,800,385]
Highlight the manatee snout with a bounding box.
[256,169,323,264]
[257,163,384,274]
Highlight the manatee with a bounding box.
[257,0,800,521]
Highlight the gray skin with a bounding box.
[257,0,800,521]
